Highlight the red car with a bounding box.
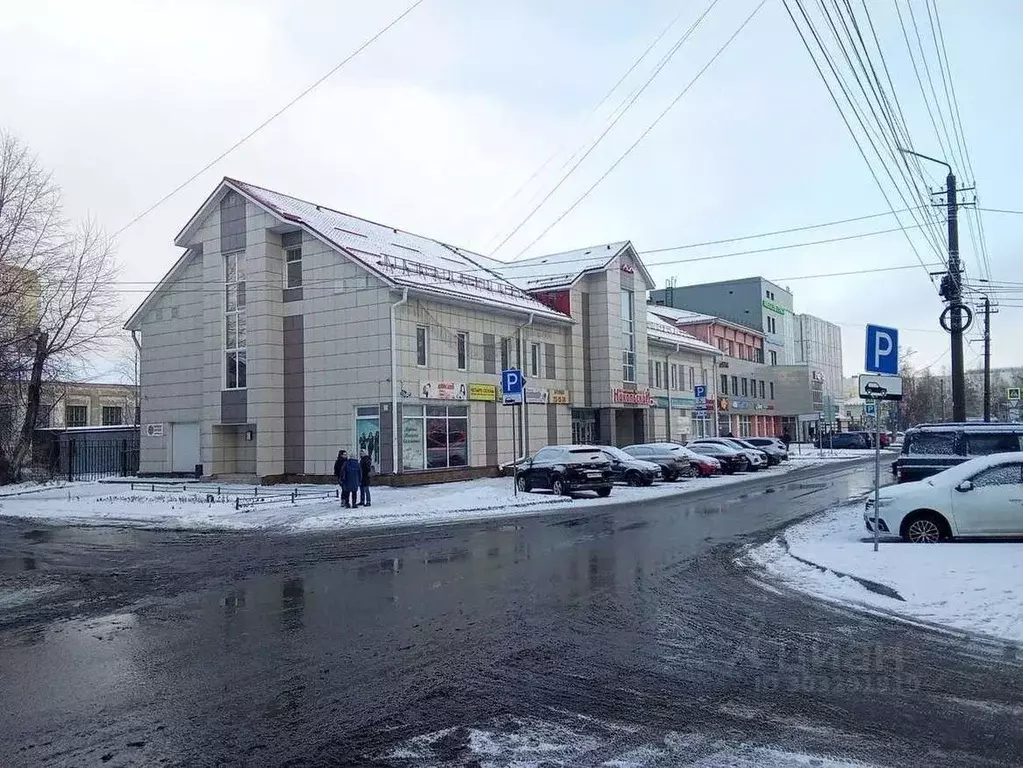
[879,432,892,448]
[682,446,722,477]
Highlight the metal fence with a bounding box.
[34,430,140,481]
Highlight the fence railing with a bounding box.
[126,481,340,509]
[33,431,140,482]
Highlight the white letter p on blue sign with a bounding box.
[865,324,899,375]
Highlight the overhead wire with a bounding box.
[507,0,769,259]
[475,3,693,251]
[814,0,947,261]
[485,0,723,258]
[781,0,941,283]
[110,0,428,239]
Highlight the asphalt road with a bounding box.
[1,461,1021,767]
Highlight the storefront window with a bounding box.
[739,415,752,436]
[355,406,380,471]
[403,405,467,470]
[621,290,635,382]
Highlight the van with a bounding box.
[893,423,1023,483]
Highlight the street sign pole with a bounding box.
[874,398,882,552]
[512,407,518,497]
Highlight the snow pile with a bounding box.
[746,505,1023,644]
[0,457,864,533]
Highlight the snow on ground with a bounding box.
[0,458,860,533]
[786,446,894,463]
[745,504,1023,644]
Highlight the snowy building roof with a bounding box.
[129,178,574,330]
[490,242,631,291]
[224,180,572,322]
[645,311,721,356]
[648,304,762,337]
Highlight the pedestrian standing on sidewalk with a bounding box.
[334,450,350,507]
[343,452,362,508]
[359,449,373,507]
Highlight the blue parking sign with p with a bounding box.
[694,385,706,399]
[502,368,524,404]
[865,324,899,375]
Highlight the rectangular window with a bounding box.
[670,364,678,390]
[741,378,748,397]
[530,342,541,377]
[759,380,766,399]
[500,337,510,371]
[65,405,87,428]
[416,326,428,367]
[655,362,663,389]
[101,406,123,426]
[621,290,636,382]
[756,348,764,364]
[731,376,739,395]
[282,231,302,289]
[224,252,247,389]
[727,340,734,357]
[770,381,775,399]
[738,345,746,361]
[769,350,778,366]
[720,374,728,395]
[718,338,727,353]
[701,368,708,386]
[402,404,468,470]
[689,367,696,391]
[456,331,468,371]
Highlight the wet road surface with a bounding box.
[1,462,1021,767]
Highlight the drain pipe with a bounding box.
[517,312,535,456]
[390,287,409,475]
[131,330,142,426]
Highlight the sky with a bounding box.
[2,0,1021,383]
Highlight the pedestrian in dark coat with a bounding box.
[359,449,373,507]
[343,455,362,508]
[334,450,350,507]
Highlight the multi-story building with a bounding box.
[126,178,720,481]
[794,313,843,419]
[648,306,781,437]
[650,277,795,366]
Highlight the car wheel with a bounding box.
[552,477,569,496]
[596,486,612,498]
[902,511,949,543]
[516,475,530,493]
[627,471,643,487]
[642,476,655,486]
[664,469,678,482]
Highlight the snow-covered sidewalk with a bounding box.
[743,505,1023,644]
[0,457,861,533]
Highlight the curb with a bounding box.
[775,531,905,601]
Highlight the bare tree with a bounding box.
[0,130,119,483]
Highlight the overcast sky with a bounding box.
[3,0,1021,382]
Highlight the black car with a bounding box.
[598,446,661,486]
[620,443,696,481]
[516,445,613,497]
[686,443,749,474]
[893,422,1023,483]
[816,432,870,449]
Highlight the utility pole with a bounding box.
[899,149,973,423]
[983,296,991,422]
[944,169,967,422]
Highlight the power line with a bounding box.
[894,0,950,165]
[475,4,693,251]
[508,0,768,259]
[485,0,723,258]
[110,0,427,239]
[781,0,940,283]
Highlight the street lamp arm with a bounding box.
[897,147,952,174]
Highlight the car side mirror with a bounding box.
[956,480,973,493]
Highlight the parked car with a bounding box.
[686,442,749,474]
[745,437,789,461]
[621,443,696,481]
[516,445,613,497]
[597,446,661,486]
[865,452,1023,542]
[892,423,1023,484]
[690,438,768,470]
[687,450,722,477]
[817,432,870,449]
[729,437,784,466]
